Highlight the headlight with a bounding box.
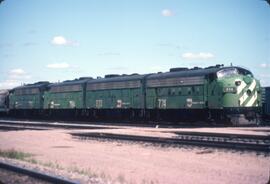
[223,87,236,93]
[235,81,241,86]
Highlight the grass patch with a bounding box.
[28,158,38,164]
[0,149,111,183]
[68,166,97,177]
[0,149,39,166]
[42,161,63,170]
[0,149,32,160]
[0,149,66,172]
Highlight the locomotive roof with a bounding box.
[87,74,147,84]
[49,78,92,87]
[81,66,252,84]
[147,66,251,79]
[10,66,252,90]
[12,81,50,90]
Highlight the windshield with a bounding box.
[238,68,253,77]
[217,68,238,78]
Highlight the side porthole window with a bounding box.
[171,89,175,95]
[188,90,191,95]
[168,89,171,95]
[157,88,161,95]
[196,87,200,95]
[178,88,182,95]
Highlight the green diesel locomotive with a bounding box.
[6,65,261,125]
[8,82,49,117]
[42,78,90,118]
[144,65,261,124]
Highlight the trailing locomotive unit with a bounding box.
[8,82,49,117]
[85,74,148,120]
[144,65,261,124]
[43,77,91,119]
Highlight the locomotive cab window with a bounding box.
[237,68,253,77]
[217,68,238,78]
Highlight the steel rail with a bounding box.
[71,132,270,152]
[171,131,270,141]
[0,120,113,130]
[0,119,230,128]
[1,118,265,128]
[0,124,48,131]
[0,161,79,184]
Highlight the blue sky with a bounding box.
[0,0,269,89]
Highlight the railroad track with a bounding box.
[0,120,114,130]
[71,132,270,152]
[0,118,236,128]
[1,118,266,128]
[1,119,269,151]
[0,161,78,184]
[0,124,48,131]
[0,119,224,130]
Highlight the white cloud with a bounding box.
[51,36,78,46]
[51,36,67,45]
[182,52,215,60]
[259,63,270,68]
[161,9,174,17]
[10,68,26,75]
[9,68,31,79]
[0,80,21,89]
[0,68,31,89]
[46,62,70,69]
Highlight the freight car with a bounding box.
[0,89,8,115]
[2,65,262,125]
[262,87,270,119]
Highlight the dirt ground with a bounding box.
[0,127,269,184]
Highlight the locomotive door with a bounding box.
[206,73,219,109]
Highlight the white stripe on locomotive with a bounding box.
[239,79,257,106]
[245,91,258,107]
[236,79,247,94]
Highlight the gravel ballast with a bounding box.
[0,128,269,184]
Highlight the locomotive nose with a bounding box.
[238,79,258,107]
